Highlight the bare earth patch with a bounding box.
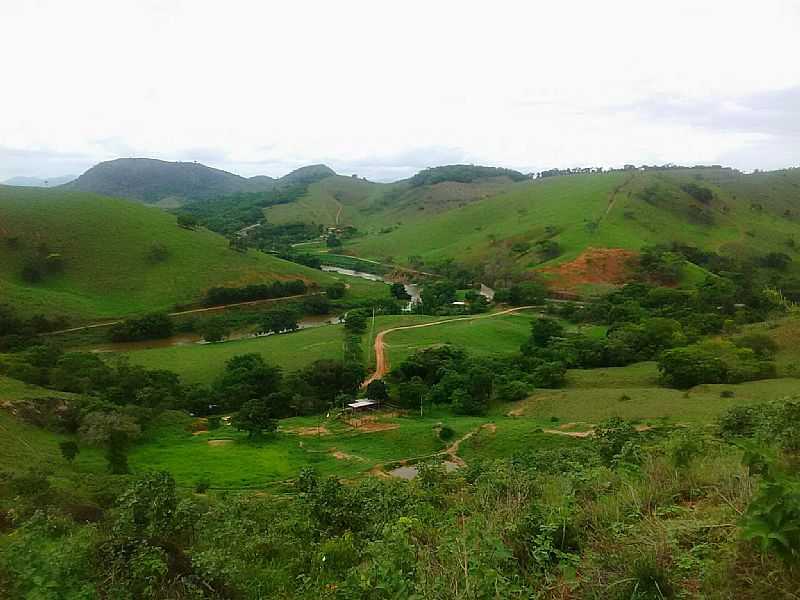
[331,449,364,461]
[542,247,638,293]
[544,429,594,438]
[354,421,400,433]
[289,426,331,436]
[207,439,233,446]
[482,423,497,433]
[506,407,525,417]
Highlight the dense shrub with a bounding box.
[109,313,175,342]
[204,279,307,305]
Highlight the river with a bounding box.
[88,314,339,353]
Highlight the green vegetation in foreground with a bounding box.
[0,186,332,320]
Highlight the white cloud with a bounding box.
[1,0,798,180]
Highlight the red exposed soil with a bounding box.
[542,247,638,292]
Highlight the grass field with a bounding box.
[0,186,333,321]
[119,310,607,385]
[121,314,435,384]
[514,375,800,425]
[128,409,489,488]
[379,309,606,367]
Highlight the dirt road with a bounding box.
[362,306,538,387]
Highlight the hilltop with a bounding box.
[62,158,274,206]
[63,158,339,207]
[0,186,332,321]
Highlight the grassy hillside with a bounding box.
[264,168,800,293]
[0,376,105,477]
[0,187,332,320]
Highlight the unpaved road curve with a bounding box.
[362,306,538,387]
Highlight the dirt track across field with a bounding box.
[362,306,538,387]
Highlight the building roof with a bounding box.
[347,399,377,409]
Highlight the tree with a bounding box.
[326,234,342,247]
[528,317,565,348]
[109,313,175,342]
[658,346,728,388]
[200,318,230,343]
[146,243,170,263]
[343,310,369,334]
[176,213,198,229]
[21,263,42,283]
[214,354,283,411]
[59,440,79,462]
[452,387,486,416]
[760,252,792,270]
[228,235,248,252]
[79,411,141,474]
[326,282,346,299]
[420,280,457,312]
[681,182,714,204]
[734,333,779,358]
[390,282,411,300]
[259,308,300,335]
[496,281,547,306]
[304,295,331,315]
[536,239,561,261]
[397,376,427,410]
[302,359,365,404]
[231,397,278,439]
[366,379,389,402]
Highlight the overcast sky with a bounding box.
[1,0,799,181]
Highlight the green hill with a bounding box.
[0,186,333,321]
[63,159,339,207]
[265,166,800,292]
[63,158,275,206]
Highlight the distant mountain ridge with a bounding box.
[2,175,76,187]
[62,158,337,205]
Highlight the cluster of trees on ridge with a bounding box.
[409,165,529,186]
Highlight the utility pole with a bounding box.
[368,306,376,368]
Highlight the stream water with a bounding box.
[88,314,339,353]
[89,267,485,353]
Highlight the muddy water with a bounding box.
[88,314,339,353]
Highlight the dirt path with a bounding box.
[362,306,538,387]
[334,202,343,226]
[44,292,320,336]
[602,174,636,220]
